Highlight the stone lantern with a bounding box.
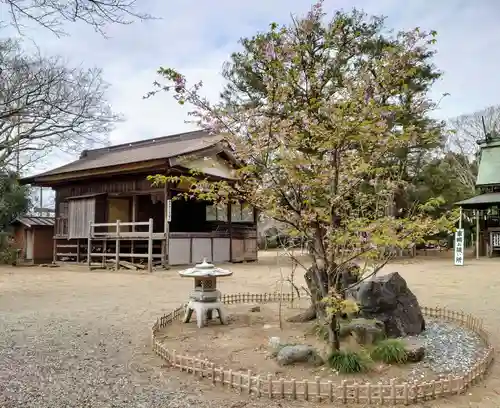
[178,258,232,328]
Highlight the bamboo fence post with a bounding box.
[390,379,396,403]
[267,374,272,398]
[315,377,321,402]
[328,381,333,402]
[204,359,210,378]
[220,367,224,386]
[211,364,216,385]
[303,379,308,401]
[291,379,296,399]
[367,383,372,404]
[378,382,384,403]
[340,380,347,403]
[238,373,243,391]
[279,378,284,398]
[403,383,409,405]
[256,376,261,397]
[353,382,359,403]
[247,370,252,395]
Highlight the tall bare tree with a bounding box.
[1,0,152,36]
[0,39,119,172]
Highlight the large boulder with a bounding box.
[356,272,425,338]
[276,345,323,367]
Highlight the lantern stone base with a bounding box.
[183,300,228,328]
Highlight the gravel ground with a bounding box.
[0,253,499,408]
[408,319,488,382]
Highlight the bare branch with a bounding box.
[0,39,120,172]
[1,0,155,36]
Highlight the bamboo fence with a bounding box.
[151,293,494,405]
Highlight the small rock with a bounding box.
[339,318,385,345]
[263,324,273,329]
[268,336,281,349]
[249,305,261,312]
[404,338,425,362]
[276,345,323,367]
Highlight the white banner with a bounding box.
[454,229,464,266]
[166,199,172,222]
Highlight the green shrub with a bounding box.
[370,339,408,364]
[0,233,17,265]
[327,349,371,373]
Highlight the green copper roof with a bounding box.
[476,146,500,186]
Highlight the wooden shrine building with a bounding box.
[455,133,500,256]
[21,130,258,271]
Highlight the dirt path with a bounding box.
[0,252,498,407]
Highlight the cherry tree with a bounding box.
[148,3,455,350]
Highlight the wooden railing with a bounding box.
[88,219,158,272]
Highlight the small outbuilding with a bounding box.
[11,216,55,264]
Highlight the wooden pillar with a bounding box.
[148,217,154,272]
[115,220,120,270]
[228,202,233,262]
[131,195,137,257]
[53,193,59,264]
[102,240,107,267]
[52,237,57,264]
[162,182,171,269]
[476,210,480,259]
[253,207,258,261]
[76,238,80,263]
[131,196,137,231]
[87,220,92,269]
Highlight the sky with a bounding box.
[3,0,500,171]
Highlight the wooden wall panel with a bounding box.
[192,238,211,263]
[68,198,96,239]
[168,238,190,265]
[213,238,230,263]
[231,239,244,262]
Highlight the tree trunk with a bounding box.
[286,265,326,322]
[286,304,317,322]
[287,262,360,354]
[328,315,340,352]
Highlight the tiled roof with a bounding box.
[14,216,55,227]
[22,130,222,181]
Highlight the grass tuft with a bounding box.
[370,339,408,364]
[327,349,371,373]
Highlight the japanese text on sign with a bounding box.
[454,229,464,266]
